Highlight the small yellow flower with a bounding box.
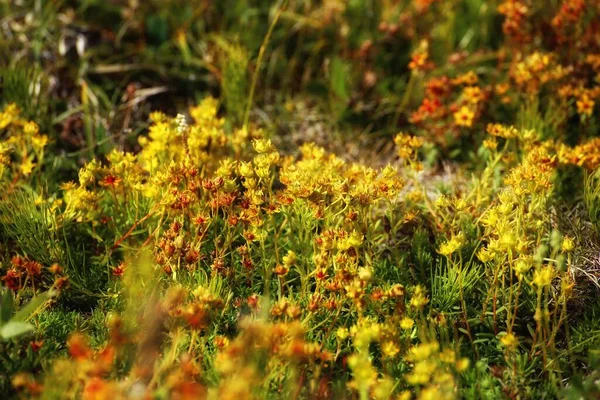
[338,230,363,251]
[561,236,575,252]
[410,285,429,311]
[500,332,518,349]
[19,157,35,175]
[499,232,516,250]
[487,123,518,139]
[238,161,254,178]
[476,247,495,263]
[455,358,470,372]
[282,250,297,267]
[23,121,39,136]
[454,106,475,127]
[483,137,498,150]
[435,194,450,208]
[398,391,412,400]
[31,134,49,151]
[407,342,439,362]
[252,138,274,154]
[358,267,373,282]
[149,111,167,123]
[576,94,595,117]
[336,327,349,340]
[438,233,465,256]
[400,317,415,330]
[463,86,483,104]
[532,266,554,287]
[381,341,400,358]
[513,258,533,277]
[439,348,456,364]
[406,360,436,385]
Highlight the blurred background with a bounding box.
[1,0,597,171]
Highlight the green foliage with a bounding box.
[1,0,600,398]
[0,64,51,130]
[0,289,54,341]
[431,260,481,313]
[217,39,250,125]
[0,190,64,267]
[584,169,600,236]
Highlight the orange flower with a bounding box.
[2,269,22,291]
[67,333,92,361]
[30,341,44,352]
[82,377,115,400]
[112,263,125,277]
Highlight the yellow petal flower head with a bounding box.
[438,232,465,256]
[532,266,554,287]
[454,106,475,127]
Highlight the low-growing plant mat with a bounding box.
[2,1,600,399]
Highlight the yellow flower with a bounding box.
[381,341,400,359]
[336,327,349,341]
[400,317,414,330]
[0,112,11,129]
[373,378,395,400]
[407,342,439,362]
[532,266,554,287]
[418,386,443,400]
[358,267,373,282]
[439,348,456,364]
[499,232,517,250]
[252,138,274,154]
[398,391,412,400]
[454,106,475,127]
[410,285,429,311]
[19,156,35,175]
[0,142,11,166]
[435,195,450,208]
[406,360,436,385]
[338,230,363,251]
[255,166,270,180]
[483,137,498,150]
[463,86,483,104]
[394,133,423,159]
[282,250,297,267]
[438,233,465,256]
[513,258,533,277]
[499,332,518,349]
[455,358,470,372]
[238,161,254,178]
[149,111,166,123]
[347,353,378,391]
[487,123,518,139]
[31,134,48,151]
[576,94,595,117]
[23,121,39,136]
[561,236,575,252]
[0,103,20,129]
[476,247,495,263]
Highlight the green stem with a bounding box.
[243,1,286,129]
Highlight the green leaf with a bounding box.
[330,57,350,102]
[12,290,56,323]
[1,321,34,340]
[85,226,104,243]
[0,289,15,324]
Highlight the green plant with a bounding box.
[0,288,55,341]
